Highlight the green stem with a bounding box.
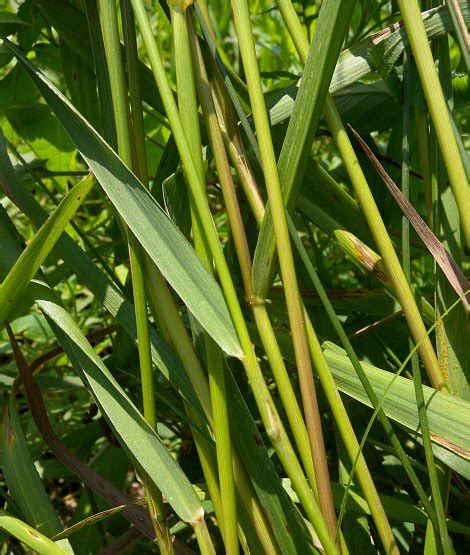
[230,455,279,554]
[274,2,400,551]
[171,6,238,553]
[302,314,396,553]
[397,0,470,247]
[199,31,390,554]
[144,270,229,547]
[188,20,318,499]
[193,518,216,555]
[402,49,450,553]
[423,27,457,553]
[144,263,279,553]
[412,359,452,554]
[121,0,149,186]
[414,106,433,227]
[97,2,170,551]
[208,23,396,550]
[211,75,265,223]
[287,216,440,532]
[144,263,212,420]
[328,99,446,391]
[276,0,445,395]
[130,1,336,550]
[229,0,337,539]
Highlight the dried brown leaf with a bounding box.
[350,125,470,313]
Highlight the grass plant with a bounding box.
[0,1,468,553]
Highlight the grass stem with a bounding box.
[171,6,239,552]
[229,0,337,539]
[193,518,216,555]
[276,0,446,394]
[130,1,336,549]
[397,0,470,247]
[188,18,318,497]
[97,1,171,550]
[402,49,450,553]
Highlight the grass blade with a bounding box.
[323,344,470,465]
[6,40,243,359]
[0,510,66,555]
[0,173,95,327]
[0,136,201,410]
[8,277,205,524]
[4,322,156,541]
[0,396,63,537]
[351,126,469,312]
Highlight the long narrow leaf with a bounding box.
[6,40,243,359]
[0,173,95,326]
[4,323,156,541]
[0,134,200,410]
[0,220,204,524]
[15,281,205,524]
[0,510,66,555]
[0,397,63,537]
[0,205,311,553]
[351,126,470,312]
[324,343,470,465]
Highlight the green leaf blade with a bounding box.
[0,173,95,326]
[0,397,63,537]
[7,40,243,359]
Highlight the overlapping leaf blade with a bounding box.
[0,136,201,410]
[0,231,204,524]
[0,173,95,326]
[324,343,470,476]
[0,176,312,554]
[6,40,242,358]
[0,397,63,537]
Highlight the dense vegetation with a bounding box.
[0,0,469,553]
